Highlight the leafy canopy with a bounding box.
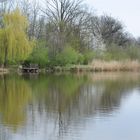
[0,9,34,65]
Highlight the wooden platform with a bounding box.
[20,64,39,73]
[0,68,8,74]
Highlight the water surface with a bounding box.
[0,73,140,140]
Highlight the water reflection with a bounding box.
[0,73,140,140]
[0,75,32,129]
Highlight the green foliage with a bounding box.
[78,53,84,64]
[93,44,140,61]
[83,50,96,64]
[0,9,34,66]
[27,46,48,68]
[106,44,129,60]
[125,46,140,60]
[56,47,80,66]
[1,8,140,68]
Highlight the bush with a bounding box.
[126,46,140,60]
[56,47,80,66]
[83,51,96,64]
[78,53,84,64]
[27,47,48,68]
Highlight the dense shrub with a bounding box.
[93,44,140,61]
[83,51,96,64]
[27,47,48,68]
[56,47,80,66]
[126,46,140,60]
[26,42,140,68]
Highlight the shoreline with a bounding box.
[1,60,140,74]
[53,60,140,73]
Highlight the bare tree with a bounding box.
[0,0,15,28]
[29,0,40,39]
[40,0,84,56]
[36,16,46,40]
[42,0,83,25]
[0,0,15,13]
[19,0,31,17]
[90,15,129,47]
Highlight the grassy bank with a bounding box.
[53,60,140,73]
[1,60,140,74]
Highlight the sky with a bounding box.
[86,0,140,38]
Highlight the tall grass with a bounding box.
[91,60,140,72]
[53,60,140,72]
[0,68,8,74]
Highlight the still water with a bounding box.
[0,73,140,140]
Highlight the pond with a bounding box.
[0,72,140,140]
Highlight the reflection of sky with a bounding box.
[86,0,140,38]
[81,90,140,140]
[0,0,7,3]
[5,89,140,140]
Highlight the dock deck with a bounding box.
[20,64,39,73]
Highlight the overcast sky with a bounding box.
[86,0,140,38]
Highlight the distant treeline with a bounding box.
[0,0,140,68]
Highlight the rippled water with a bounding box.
[0,73,140,140]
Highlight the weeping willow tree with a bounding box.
[0,8,34,67]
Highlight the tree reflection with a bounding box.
[28,73,140,138]
[25,74,87,137]
[96,73,140,113]
[0,73,140,139]
[0,75,32,131]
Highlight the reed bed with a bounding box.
[54,60,140,72]
[0,68,9,74]
[91,60,140,72]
